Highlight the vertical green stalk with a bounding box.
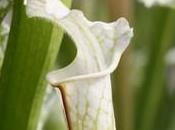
[137,9,175,130]
[0,0,71,130]
[169,95,175,130]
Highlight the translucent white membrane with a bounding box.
[25,0,133,129]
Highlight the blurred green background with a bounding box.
[41,0,175,130]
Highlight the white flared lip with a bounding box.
[24,0,133,86]
[47,28,133,86]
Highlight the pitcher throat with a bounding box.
[56,82,116,130]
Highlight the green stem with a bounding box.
[169,95,175,130]
[137,9,175,130]
[0,0,71,130]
